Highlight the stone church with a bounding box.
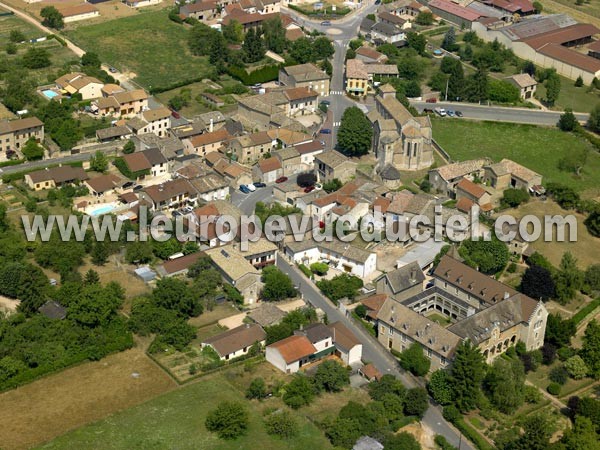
[368,84,434,179]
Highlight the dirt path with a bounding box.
[525,380,566,410]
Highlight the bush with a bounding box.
[435,435,459,450]
[310,262,329,276]
[298,264,312,278]
[549,365,569,385]
[564,355,589,379]
[264,410,297,438]
[205,401,249,439]
[524,385,542,404]
[557,346,577,361]
[547,382,561,396]
[442,405,461,422]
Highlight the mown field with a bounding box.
[0,345,175,450]
[66,10,212,90]
[39,363,334,450]
[432,118,600,197]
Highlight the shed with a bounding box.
[134,266,157,282]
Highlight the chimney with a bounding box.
[209,119,214,133]
[410,268,416,282]
[504,291,510,299]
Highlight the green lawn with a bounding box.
[535,73,600,113]
[0,13,43,41]
[432,118,600,195]
[66,10,213,90]
[38,372,332,450]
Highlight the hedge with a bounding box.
[0,159,25,168]
[288,4,351,16]
[442,406,494,450]
[571,297,600,326]
[226,64,280,85]
[298,264,312,278]
[435,435,459,450]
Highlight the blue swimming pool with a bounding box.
[42,90,59,99]
[89,205,116,216]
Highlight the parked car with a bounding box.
[425,97,438,103]
[122,181,135,189]
[247,183,256,192]
[275,176,288,184]
[253,182,266,188]
[320,100,331,106]
[321,21,331,26]
[455,110,463,117]
[182,206,193,213]
[447,109,455,117]
[320,128,332,134]
[133,185,144,191]
[434,107,446,117]
[171,110,181,119]
[239,184,251,194]
[423,108,434,114]
[304,186,315,193]
[172,210,182,217]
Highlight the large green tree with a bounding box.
[337,106,373,156]
[458,236,509,274]
[450,340,486,412]
[580,319,600,378]
[484,357,525,414]
[399,342,431,376]
[554,252,584,303]
[261,266,296,302]
[242,28,265,63]
[21,138,44,161]
[262,17,286,54]
[40,6,63,29]
[545,72,561,106]
[205,401,249,439]
[314,360,350,392]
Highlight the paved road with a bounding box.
[230,185,275,215]
[276,257,475,450]
[411,101,589,126]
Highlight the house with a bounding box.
[328,321,362,366]
[358,363,382,382]
[274,147,304,176]
[185,202,241,248]
[371,84,434,172]
[0,117,44,154]
[253,156,282,183]
[237,240,278,269]
[283,87,318,116]
[294,139,326,168]
[506,73,538,99]
[123,0,161,7]
[85,174,123,197]
[94,89,148,117]
[121,148,169,179]
[378,11,410,29]
[185,129,231,157]
[370,22,406,44]
[134,133,184,160]
[140,108,172,137]
[266,334,317,373]
[314,151,357,183]
[428,159,488,196]
[38,300,67,319]
[269,129,312,148]
[427,0,484,29]
[355,46,388,64]
[227,131,274,164]
[142,179,197,211]
[483,158,542,191]
[482,0,535,16]
[25,166,88,191]
[204,245,263,304]
[101,84,125,97]
[57,3,99,22]
[179,1,218,20]
[201,92,225,108]
[222,9,278,32]
[155,252,206,278]
[247,303,286,327]
[55,72,103,99]
[189,173,230,202]
[202,323,266,361]
[375,261,425,299]
[456,178,493,210]
[279,63,330,96]
[96,125,132,142]
[359,294,387,324]
[285,239,377,278]
[345,59,369,97]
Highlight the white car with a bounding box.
[435,107,447,117]
[247,183,256,192]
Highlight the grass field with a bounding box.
[0,13,43,41]
[535,73,600,113]
[40,364,333,450]
[66,11,213,90]
[0,345,175,450]
[499,201,600,269]
[432,118,600,197]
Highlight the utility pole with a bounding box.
[445,77,449,102]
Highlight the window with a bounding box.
[388,327,393,336]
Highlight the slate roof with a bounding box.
[377,261,425,294]
[328,321,360,352]
[38,301,67,319]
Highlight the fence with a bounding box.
[432,138,452,163]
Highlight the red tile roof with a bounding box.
[429,0,483,21]
[268,335,316,364]
[537,43,600,73]
[258,156,281,173]
[457,178,487,199]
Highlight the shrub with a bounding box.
[564,355,589,379]
[442,405,461,422]
[298,264,312,278]
[524,385,542,404]
[547,382,561,396]
[549,365,569,385]
[264,410,297,438]
[205,401,249,439]
[310,262,329,276]
[435,435,459,450]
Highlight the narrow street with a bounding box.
[277,257,475,450]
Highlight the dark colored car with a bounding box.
[320,100,331,106]
[122,181,135,189]
[423,108,434,114]
[304,186,315,193]
[239,184,251,194]
[133,185,144,192]
[321,21,331,26]
[171,110,181,119]
[455,110,463,117]
[320,128,332,134]
[253,182,266,188]
[275,176,288,184]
